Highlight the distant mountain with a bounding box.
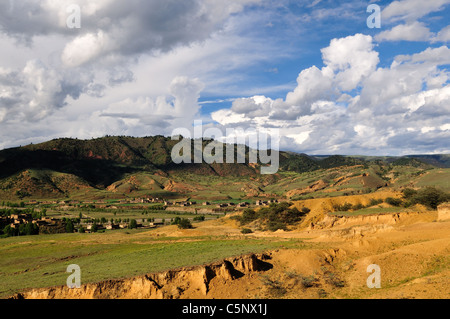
[404,154,450,168]
[0,136,448,200]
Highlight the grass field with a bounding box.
[415,169,450,191]
[0,229,306,298]
[328,206,408,217]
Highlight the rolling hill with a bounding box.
[0,136,448,200]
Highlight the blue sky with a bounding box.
[0,0,449,155]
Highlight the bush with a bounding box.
[402,188,418,199]
[241,228,253,234]
[301,207,311,215]
[239,209,258,225]
[368,198,383,207]
[301,275,318,288]
[233,203,305,232]
[332,202,353,212]
[385,197,403,207]
[267,221,287,232]
[177,218,193,229]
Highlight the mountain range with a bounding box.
[0,136,448,200]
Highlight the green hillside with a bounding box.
[0,136,449,201]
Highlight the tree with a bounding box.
[177,218,193,229]
[3,225,14,237]
[128,219,137,229]
[402,187,449,210]
[413,187,449,210]
[23,222,38,236]
[66,219,74,233]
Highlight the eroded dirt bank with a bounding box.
[11,254,273,299]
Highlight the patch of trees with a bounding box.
[401,187,449,210]
[331,187,449,212]
[2,222,39,237]
[1,201,26,208]
[380,187,449,210]
[233,202,309,232]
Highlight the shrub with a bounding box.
[241,228,253,234]
[325,272,345,288]
[260,275,286,297]
[368,198,383,207]
[177,218,193,229]
[332,202,353,212]
[267,221,287,232]
[402,188,418,199]
[234,203,305,232]
[385,197,403,207]
[193,215,205,221]
[301,275,318,288]
[301,207,311,215]
[240,209,258,225]
[172,217,181,225]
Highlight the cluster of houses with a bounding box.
[84,220,165,233]
[126,197,165,204]
[22,197,282,210]
[255,199,279,206]
[1,213,64,233]
[163,200,197,207]
[216,202,250,208]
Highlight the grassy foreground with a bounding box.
[0,228,305,298]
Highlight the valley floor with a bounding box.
[5,208,450,299]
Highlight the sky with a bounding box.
[0,0,449,156]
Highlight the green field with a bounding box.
[0,230,306,298]
[328,206,408,217]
